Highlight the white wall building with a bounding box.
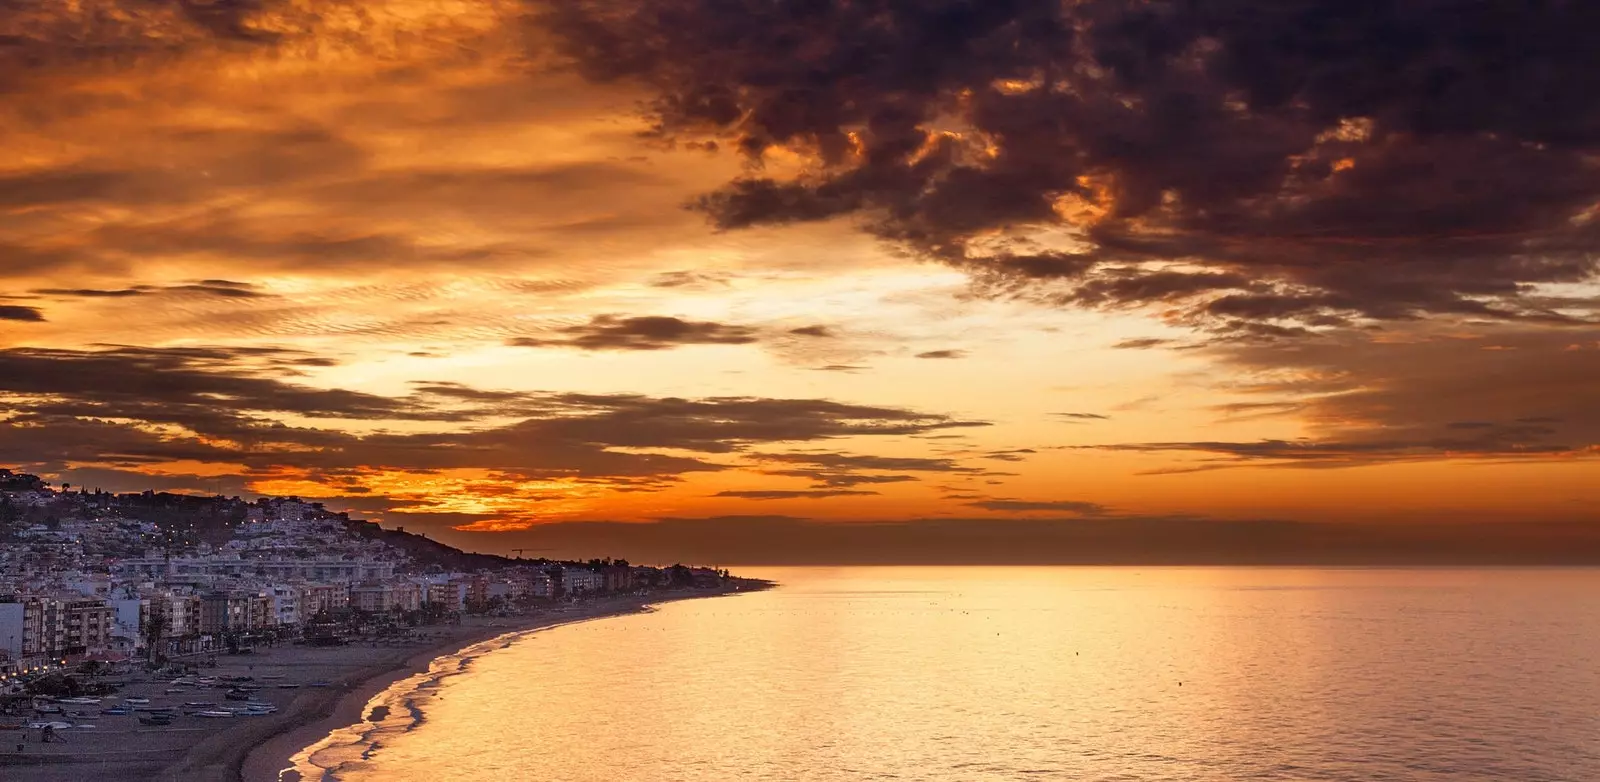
[269,585,301,626]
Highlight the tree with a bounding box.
[143,607,169,667]
[668,564,693,587]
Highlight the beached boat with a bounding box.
[57,696,102,705]
[102,707,132,715]
[183,701,216,708]
[195,710,234,718]
[35,705,62,714]
[27,721,73,730]
[278,683,300,689]
[228,703,278,715]
[124,697,151,704]
[224,689,253,700]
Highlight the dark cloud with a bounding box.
[33,282,269,299]
[761,452,972,473]
[914,349,966,359]
[966,499,1106,515]
[755,450,974,488]
[712,489,878,500]
[30,289,148,299]
[981,448,1037,462]
[514,393,988,454]
[509,315,760,351]
[1087,327,1600,469]
[0,1,309,91]
[0,305,44,321]
[32,466,257,497]
[1112,338,1175,350]
[764,471,918,488]
[1055,412,1109,420]
[648,270,732,289]
[542,0,1600,328]
[0,345,989,496]
[788,325,835,338]
[0,345,426,421]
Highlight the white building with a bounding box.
[269,585,302,626]
[109,598,145,647]
[560,569,605,595]
[114,554,396,582]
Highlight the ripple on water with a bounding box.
[297,568,1600,782]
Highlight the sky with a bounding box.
[0,0,1597,563]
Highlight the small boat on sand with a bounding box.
[103,707,132,715]
[124,697,150,705]
[196,710,234,718]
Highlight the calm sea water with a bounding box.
[291,568,1600,781]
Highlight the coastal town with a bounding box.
[0,467,753,780]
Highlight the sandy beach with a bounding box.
[1,584,764,782]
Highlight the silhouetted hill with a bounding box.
[344,519,522,572]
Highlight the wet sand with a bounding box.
[0,585,764,782]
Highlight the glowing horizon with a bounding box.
[1,0,1596,561]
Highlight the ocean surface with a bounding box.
[289,567,1600,781]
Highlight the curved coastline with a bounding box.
[237,582,769,782]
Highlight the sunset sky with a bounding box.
[1,1,1596,563]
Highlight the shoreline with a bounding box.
[239,582,768,782]
[0,581,769,782]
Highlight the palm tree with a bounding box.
[143,608,168,667]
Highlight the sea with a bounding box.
[287,567,1600,781]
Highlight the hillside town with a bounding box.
[0,468,728,682]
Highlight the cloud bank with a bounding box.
[541,0,1600,332]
